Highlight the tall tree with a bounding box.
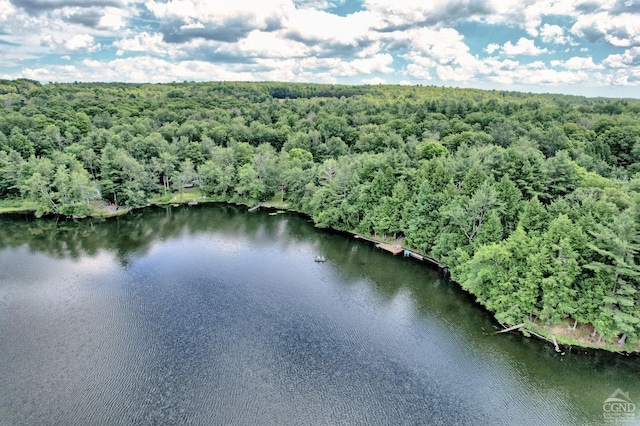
[463,227,541,326]
[586,210,640,345]
[443,180,502,245]
[0,149,24,196]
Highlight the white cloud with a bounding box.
[572,12,640,47]
[39,33,100,53]
[2,0,640,96]
[253,53,393,79]
[478,59,593,87]
[361,0,587,37]
[144,0,293,33]
[114,32,175,56]
[21,65,79,81]
[362,76,386,84]
[293,0,333,9]
[40,34,57,49]
[77,56,260,83]
[293,0,353,12]
[603,47,640,68]
[96,7,129,31]
[284,8,380,49]
[551,56,603,70]
[405,62,433,81]
[65,34,100,52]
[540,24,571,44]
[230,30,310,58]
[16,50,393,85]
[402,45,611,90]
[487,1,581,36]
[0,0,137,69]
[144,0,286,21]
[0,0,16,20]
[407,27,471,61]
[363,0,493,29]
[501,38,547,56]
[524,68,590,85]
[401,27,482,81]
[485,43,500,54]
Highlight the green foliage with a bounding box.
[0,149,24,196]
[235,163,265,204]
[586,210,640,343]
[19,157,95,216]
[443,180,502,245]
[542,150,579,201]
[8,127,34,158]
[416,140,448,160]
[518,196,548,234]
[462,227,541,325]
[404,181,444,252]
[199,160,233,199]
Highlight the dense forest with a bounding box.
[1,79,639,350]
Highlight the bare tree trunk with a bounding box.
[618,333,627,346]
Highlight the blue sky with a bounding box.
[0,0,639,97]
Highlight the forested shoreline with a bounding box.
[1,79,639,351]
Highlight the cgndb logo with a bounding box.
[603,389,636,424]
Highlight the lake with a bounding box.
[0,204,638,425]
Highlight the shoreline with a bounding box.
[2,198,638,355]
[250,201,639,355]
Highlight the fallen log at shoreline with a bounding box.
[494,323,525,334]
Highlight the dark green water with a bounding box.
[0,205,638,425]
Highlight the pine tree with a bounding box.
[586,210,640,344]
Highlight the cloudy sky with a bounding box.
[0,0,639,97]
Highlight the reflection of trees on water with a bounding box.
[1,204,435,286]
[1,205,255,266]
[0,205,332,266]
[2,204,434,280]
[1,204,454,311]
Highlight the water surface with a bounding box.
[0,205,638,425]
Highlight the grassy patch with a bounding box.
[0,198,35,214]
[263,191,289,209]
[149,189,204,205]
[88,200,131,218]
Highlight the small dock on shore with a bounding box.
[403,249,447,270]
[248,201,264,212]
[375,242,404,255]
[354,234,448,272]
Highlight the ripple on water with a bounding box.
[0,210,635,426]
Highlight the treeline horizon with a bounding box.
[1,79,639,350]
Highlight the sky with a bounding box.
[0,0,639,97]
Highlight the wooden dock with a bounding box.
[408,251,447,270]
[248,201,264,212]
[375,243,404,255]
[353,234,377,244]
[354,235,448,272]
